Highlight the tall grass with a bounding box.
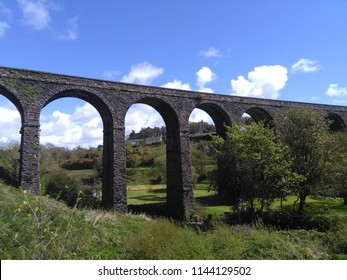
[1,183,346,260]
[124,220,338,259]
[0,184,92,259]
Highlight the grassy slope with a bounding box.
[1,183,346,260]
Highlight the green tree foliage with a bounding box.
[189,121,216,134]
[276,108,335,212]
[211,122,300,215]
[126,145,156,168]
[58,146,102,170]
[40,144,67,174]
[0,142,20,186]
[44,171,81,207]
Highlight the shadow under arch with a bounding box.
[326,113,346,131]
[245,107,274,126]
[41,88,115,209]
[196,103,231,137]
[130,97,187,219]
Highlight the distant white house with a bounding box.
[145,136,162,146]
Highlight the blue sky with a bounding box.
[1,0,347,147]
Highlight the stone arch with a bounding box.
[134,96,180,133]
[196,102,231,137]
[0,85,24,122]
[42,87,114,127]
[244,107,274,125]
[127,96,191,219]
[40,87,115,208]
[326,112,346,131]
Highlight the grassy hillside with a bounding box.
[1,183,346,260]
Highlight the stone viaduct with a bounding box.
[1,66,347,219]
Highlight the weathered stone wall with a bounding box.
[1,66,347,219]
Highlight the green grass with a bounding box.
[272,196,347,214]
[128,187,347,218]
[128,186,166,205]
[1,183,346,260]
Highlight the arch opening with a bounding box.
[189,108,219,215]
[125,97,187,219]
[125,103,167,216]
[0,93,22,187]
[189,104,231,217]
[242,107,274,127]
[40,94,111,208]
[196,103,231,137]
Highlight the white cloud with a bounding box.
[125,104,165,136]
[231,65,288,99]
[291,58,321,73]
[326,83,347,97]
[0,107,20,124]
[162,67,216,93]
[189,108,213,124]
[17,0,52,30]
[162,79,191,90]
[0,21,9,38]
[40,102,103,148]
[196,66,215,93]
[56,16,78,41]
[199,47,221,58]
[198,87,214,94]
[0,100,21,145]
[121,61,164,85]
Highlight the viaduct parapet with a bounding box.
[1,67,347,219]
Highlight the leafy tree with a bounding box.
[211,122,300,215]
[276,108,334,212]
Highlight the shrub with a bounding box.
[43,171,80,207]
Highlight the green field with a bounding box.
[127,185,347,218]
